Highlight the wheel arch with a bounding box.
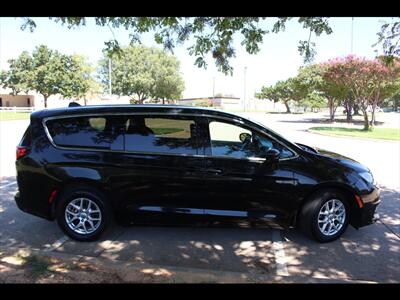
[293,182,361,228]
[49,178,113,220]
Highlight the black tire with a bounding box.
[299,189,350,243]
[56,185,112,242]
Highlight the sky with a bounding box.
[0,17,394,100]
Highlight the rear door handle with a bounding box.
[205,168,223,175]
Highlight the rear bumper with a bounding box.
[14,191,53,221]
[353,187,381,228]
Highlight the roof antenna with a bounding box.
[68,102,81,108]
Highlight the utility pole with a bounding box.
[243,66,247,112]
[109,58,112,96]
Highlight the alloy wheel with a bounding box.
[317,199,346,236]
[65,198,102,235]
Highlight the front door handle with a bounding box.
[186,167,223,175]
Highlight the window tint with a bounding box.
[208,120,294,159]
[124,116,197,155]
[46,116,119,149]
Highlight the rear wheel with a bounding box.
[299,189,350,243]
[56,186,112,242]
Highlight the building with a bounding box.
[0,88,133,109]
[178,96,241,110]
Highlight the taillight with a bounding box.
[16,146,29,160]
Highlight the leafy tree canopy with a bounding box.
[20,17,335,75]
[0,45,94,107]
[98,45,184,103]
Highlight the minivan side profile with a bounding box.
[15,105,380,242]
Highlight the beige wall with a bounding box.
[0,94,36,107]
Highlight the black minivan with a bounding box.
[15,104,380,242]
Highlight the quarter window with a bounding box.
[124,116,198,155]
[46,116,119,149]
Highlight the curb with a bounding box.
[307,129,399,143]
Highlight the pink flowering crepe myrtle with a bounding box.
[319,54,400,129]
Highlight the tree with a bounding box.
[298,91,326,112]
[98,45,184,104]
[20,17,334,75]
[373,19,400,64]
[0,45,94,108]
[257,78,304,113]
[151,51,185,103]
[59,54,95,101]
[322,55,400,130]
[0,51,33,94]
[297,64,344,121]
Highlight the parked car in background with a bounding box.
[15,104,380,242]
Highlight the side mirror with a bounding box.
[265,148,280,162]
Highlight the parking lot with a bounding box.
[0,112,399,283]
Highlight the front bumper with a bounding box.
[353,187,380,228]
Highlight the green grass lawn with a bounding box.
[0,112,31,121]
[308,126,400,141]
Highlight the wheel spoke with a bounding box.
[318,217,328,223]
[87,220,95,230]
[66,209,79,216]
[67,216,78,224]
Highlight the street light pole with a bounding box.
[243,66,247,112]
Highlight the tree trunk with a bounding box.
[370,87,380,127]
[162,99,165,105]
[44,96,48,108]
[284,101,291,113]
[361,105,370,131]
[344,99,353,122]
[328,98,335,122]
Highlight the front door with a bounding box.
[200,117,299,226]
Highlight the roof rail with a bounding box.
[68,102,81,108]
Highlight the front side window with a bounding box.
[46,116,119,149]
[124,116,198,155]
[208,120,294,159]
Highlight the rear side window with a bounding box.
[124,116,198,155]
[46,116,120,150]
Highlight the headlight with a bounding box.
[359,172,374,185]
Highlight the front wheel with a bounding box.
[299,189,350,243]
[56,186,112,242]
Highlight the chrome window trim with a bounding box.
[42,111,299,162]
